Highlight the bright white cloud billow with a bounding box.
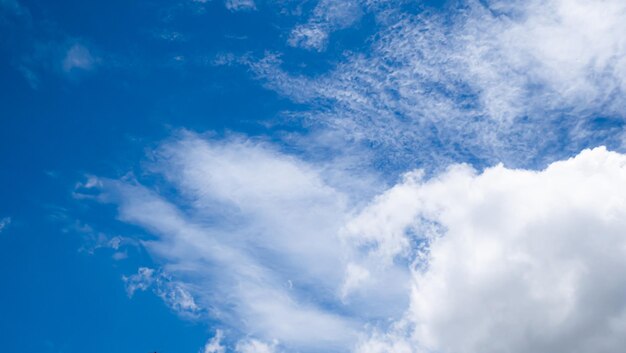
[123,267,200,317]
[83,130,626,353]
[406,147,626,353]
[352,146,626,353]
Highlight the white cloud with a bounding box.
[225,0,256,12]
[287,0,363,51]
[236,338,277,353]
[123,267,200,316]
[288,24,329,52]
[123,267,155,297]
[203,330,226,353]
[0,217,10,233]
[62,43,96,72]
[84,129,626,353]
[16,39,101,86]
[339,262,370,300]
[257,0,626,169]
[70,1,626,352]
[87,132,395,352]
[68,219,136,256]
[460,0,626,121]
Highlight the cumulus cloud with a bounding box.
[82,127,626,353]
[348,146,626,353]
[287,24,329,52]
[406,147,626,353]
[258,0,626,170]
[15,37,102,88]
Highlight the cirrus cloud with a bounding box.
[255,0,626,171]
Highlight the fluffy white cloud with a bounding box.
[225,0,256,12]
[351,146,626,353]
[461,0,626,121]
[123,267,155,297]
[84,130,626,353]
[412,147,626,353]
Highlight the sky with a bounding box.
[3,0,626,353]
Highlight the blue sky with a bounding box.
[4,1,626,353]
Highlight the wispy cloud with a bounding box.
[3,1,103,87]
[124,267,200,317]
[288,24,329,51]
[255,0,626,171]
[287,0,362,51]
[0,217,10,233]
[62,43,97,72]
[81,132,403,352]
[202,330,226,353]
[225,0,256,12]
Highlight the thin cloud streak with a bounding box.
[254,0,626,171]
[80,132,408,352]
